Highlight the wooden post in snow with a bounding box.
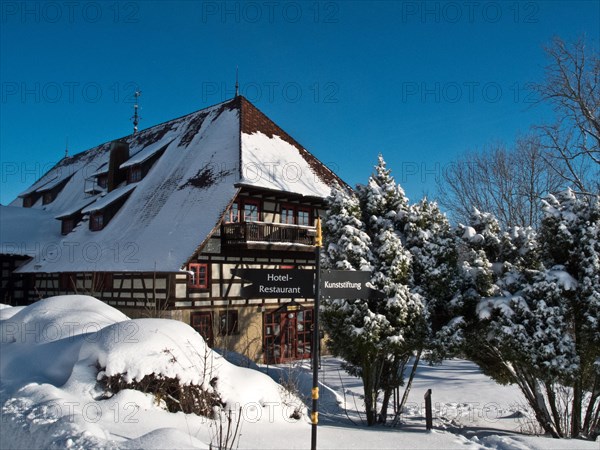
[424,389,433,431]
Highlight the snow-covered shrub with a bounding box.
[440,190,600,439]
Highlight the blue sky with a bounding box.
[1,0,598,205]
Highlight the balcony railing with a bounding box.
[222,221,315,246]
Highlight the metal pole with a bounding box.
[311,218,322,450]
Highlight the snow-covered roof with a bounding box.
[0,206,62,256]
[36,173,73,193]
[4,96,344,273]
[54,198,97,219]
[81,184,137,214]
[120,139,173,169]
[90,163,109,176]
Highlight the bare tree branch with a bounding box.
[437,134,564,228]
[532,36,600,193]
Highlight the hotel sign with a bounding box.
[231,269,315,298]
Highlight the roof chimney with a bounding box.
[107,140,129,192]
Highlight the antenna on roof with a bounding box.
[131,90,142,134]
[235,67,239,97]
[64,137,69,159]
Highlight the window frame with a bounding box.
[280,203,312,226]
[128,166,142,184]
[297,206,312,226]
[226,198,262,223]
[61,218,76,235]
[280,205,296,224]
[42,191,54,205]
[188,263,209,289]
[219,310,239,336]
[226,201,240,223]
[97,174,108,189]
[89,212,104,231]
[242,198,261,222]
[191,312,214,347]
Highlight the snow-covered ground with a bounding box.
[1,296,597,449]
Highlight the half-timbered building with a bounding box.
[0,96,345,363]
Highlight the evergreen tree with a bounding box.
[321,157,424,425]
[440,191,600,439]
[393,199,460,415]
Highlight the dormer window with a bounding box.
[128,166,142,183]
[82,184,136,232]
[97,174,108,189]
[90,212,104,231]
[61,218,76,235]
[22,196,34,208]
[42,192,54,205]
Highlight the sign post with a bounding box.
[311,218,322,450]
[229,221,384,450]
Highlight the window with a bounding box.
[226,199,261,222]
[263,308,313,364]
[61,218,76,235]
[90,212,104,231]
[243,200,260,221]
[42,192,54,205]
[189,263,209,289]
[22,196,33,208]
[219,310,239,336]
[297,207,311,226]
[226,202,240,223]
[97,175,108,189]
[281,206,295,224]
[280,204,312,226]
[191,312,214,347]
[129,166,142,183]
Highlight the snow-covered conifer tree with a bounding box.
[321,157,424,425]
[441,191,600,439]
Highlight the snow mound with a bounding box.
[82,318,213,387]
[1,295,129,344]
[1,295,308,450]
[1,295,129,390]
[0,304,25,320]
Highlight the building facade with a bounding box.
[0,96,345,364]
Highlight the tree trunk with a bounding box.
[582,374,599,437]
[399,349,422,413]
[379,388,392,424]
[513,366,561,438]
[545,383,564,437]
[571,379,582,438]
[362,362,378,426]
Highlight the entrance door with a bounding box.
[263,308,313,364]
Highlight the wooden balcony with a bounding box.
[222,221,315,250]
